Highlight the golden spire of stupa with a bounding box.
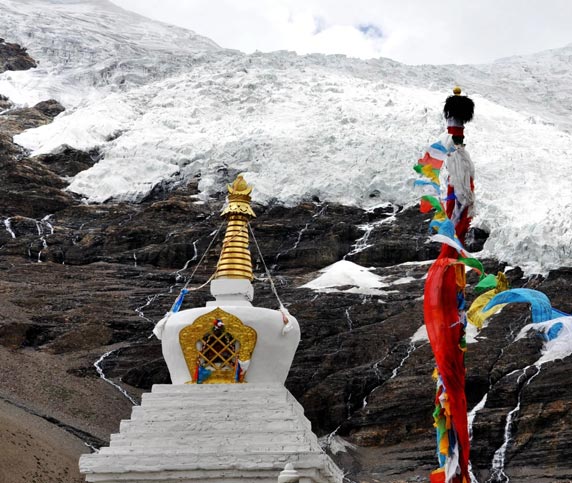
[213,175,256,281]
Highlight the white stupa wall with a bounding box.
[160,279,301,385]
[161,307,300,385]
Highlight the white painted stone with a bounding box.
[278,463,301,483]
[80,384,344,483]
[209,278,254,304]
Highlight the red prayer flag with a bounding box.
[419,152,444,170]
[420,198,434,213]
[424,258,470,483]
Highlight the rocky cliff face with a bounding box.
[1,43,572,483]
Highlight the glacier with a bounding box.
[0,0,220,106]
[1,0,571,274]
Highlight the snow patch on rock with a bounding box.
[301,260,389,295]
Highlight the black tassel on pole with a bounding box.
[443,89,474,123]
[444,86,474,145]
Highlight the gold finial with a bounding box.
[220,175,256,219]
[214,175,256,281]
[453,86,462,96]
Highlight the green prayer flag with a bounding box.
[475,273,498,293]
[421,195,444,213]
[458,257,485,280]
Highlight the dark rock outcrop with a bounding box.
[0,38,37,72]
[0,77,71,220]
[33,99,66,118]
[0,99,65,138]
[0,94,12,111]
[35,147,99,177]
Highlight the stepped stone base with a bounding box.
[80,384,343,483]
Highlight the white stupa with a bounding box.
[79,176,344,483]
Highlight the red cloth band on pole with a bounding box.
[447,126,464,136]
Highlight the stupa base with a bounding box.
[80,384,343,483]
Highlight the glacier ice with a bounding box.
[1,0,572,274]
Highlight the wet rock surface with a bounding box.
[1,43,571,483]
